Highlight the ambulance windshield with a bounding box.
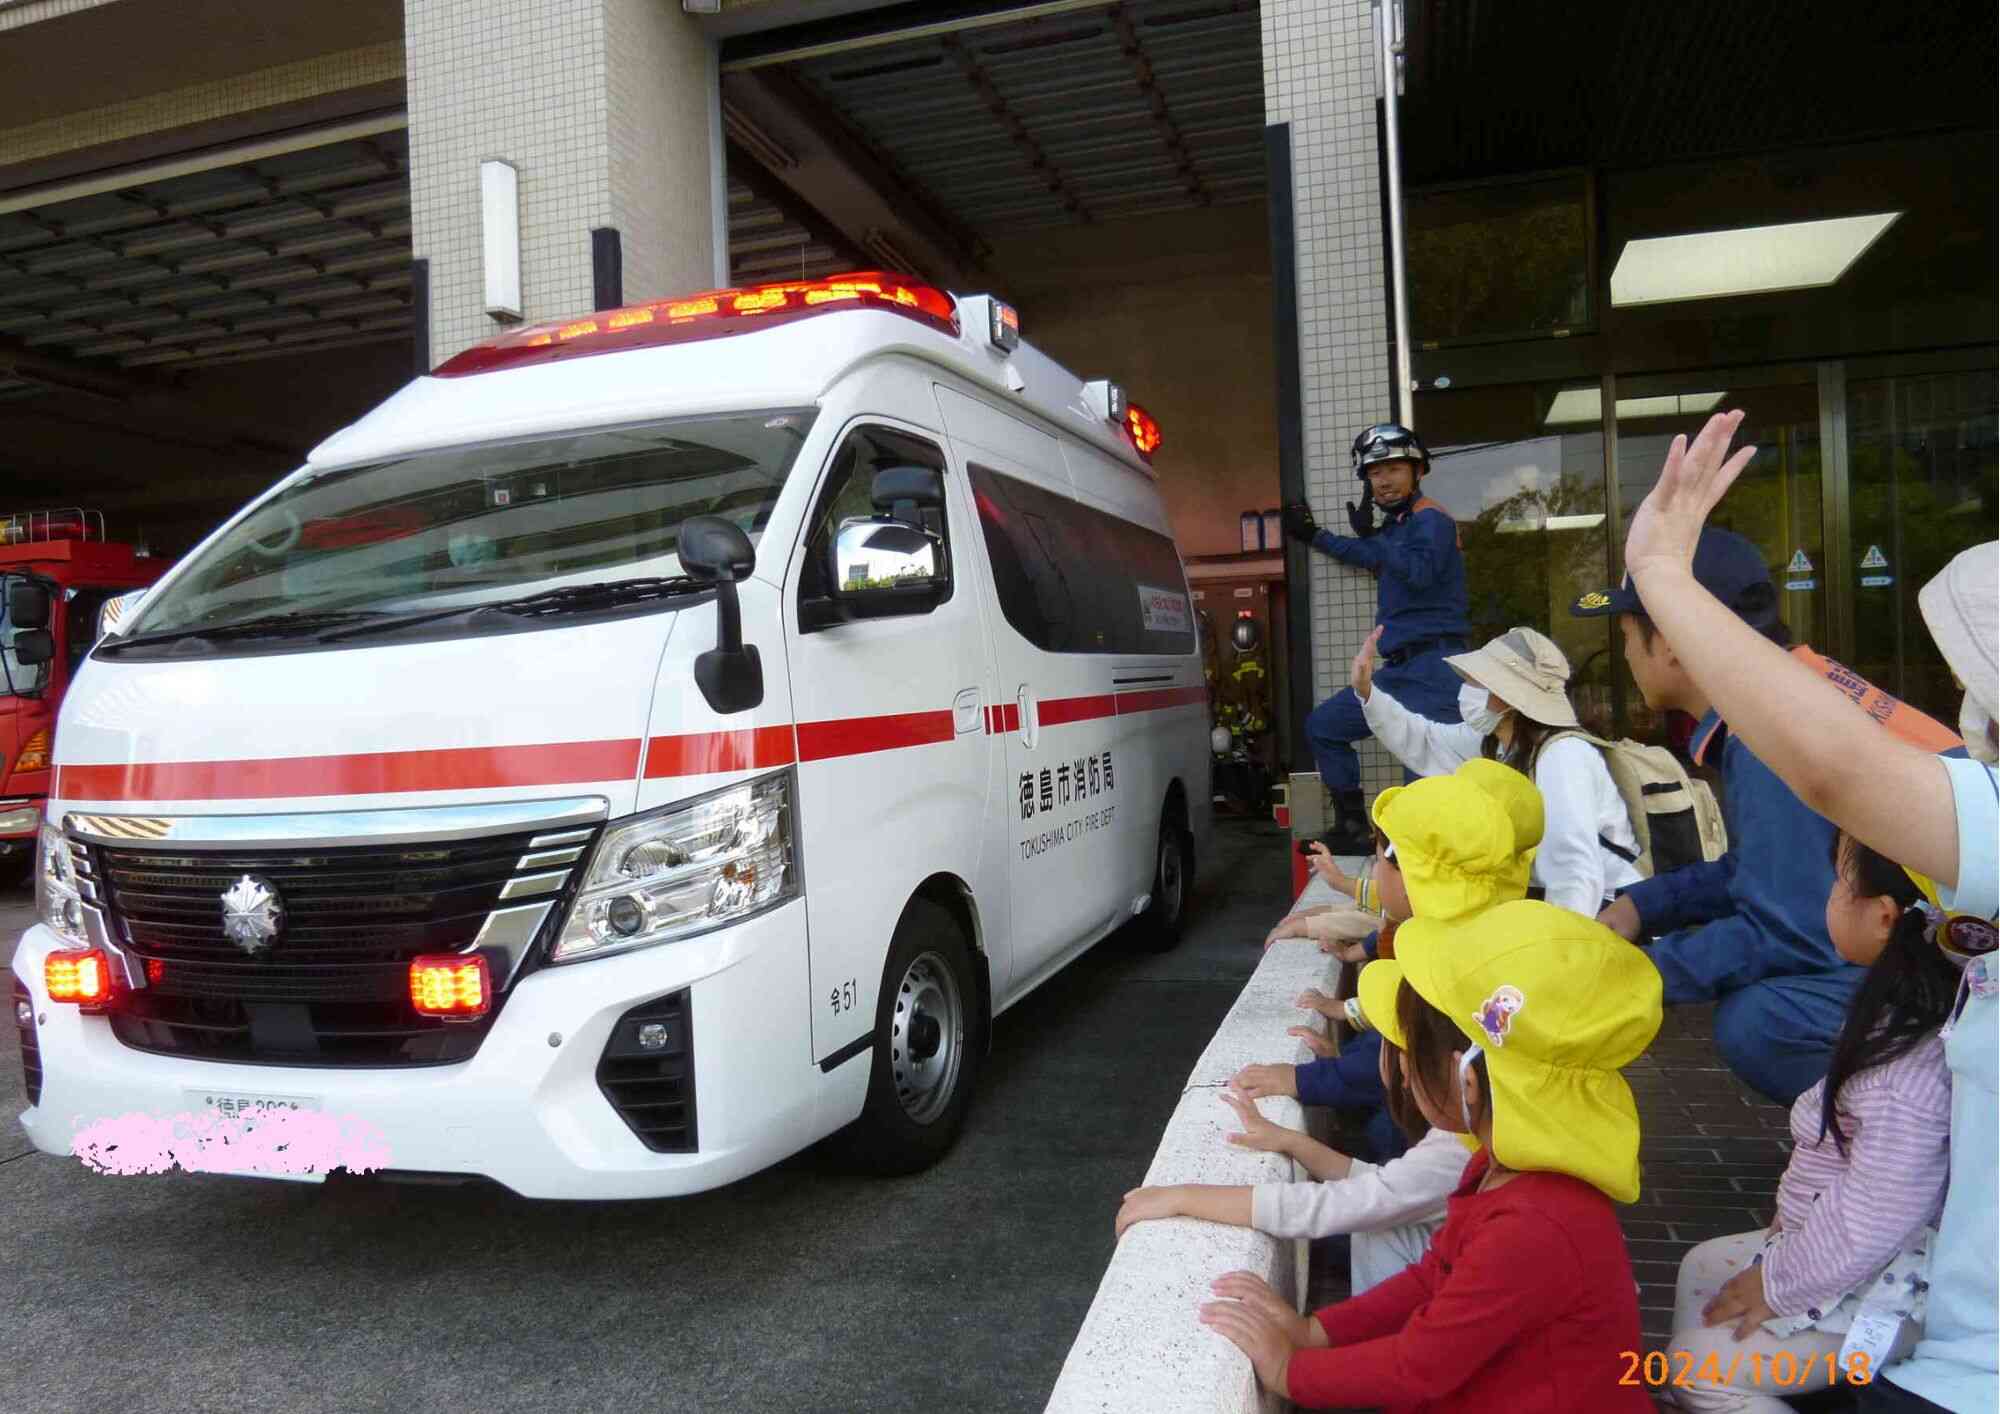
[126,410,816,643]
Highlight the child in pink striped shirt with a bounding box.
[1662,834,1964,1412]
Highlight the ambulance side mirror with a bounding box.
[679,515,763,715]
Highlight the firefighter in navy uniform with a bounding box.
[1285,423,1470,852]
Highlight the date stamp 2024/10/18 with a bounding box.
[1620,1349,1876,1391]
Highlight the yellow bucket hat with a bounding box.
[1372,899,1663,1202]
[1371,769,1538,923]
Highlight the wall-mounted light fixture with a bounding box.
[481,159,522,323]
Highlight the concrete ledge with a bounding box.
[1044,934,1342,1414]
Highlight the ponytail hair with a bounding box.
[1820,833,1960,1154]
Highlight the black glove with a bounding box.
[1281,501,1319,545]
[1346,499,1378,539]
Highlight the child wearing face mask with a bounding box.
[1343,623,1641,917]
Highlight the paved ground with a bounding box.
[1,818,1291,1414]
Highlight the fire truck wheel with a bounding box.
[843,897,980,1174]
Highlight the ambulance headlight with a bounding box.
[35,820,89,947]
[551,768,798,963]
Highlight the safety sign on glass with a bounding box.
[1860,544,1889,569]
[1785,578,1817,592]
[1786,549,1814,574]
[1861,575,1894,588]
[1137,583,1191,634]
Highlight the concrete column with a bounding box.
[1261,0,1401,799]
[405,0,721,366]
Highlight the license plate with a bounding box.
[186,1088,322,1122]
[183,1089,328,1183]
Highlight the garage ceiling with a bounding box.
[780,0,1265,235]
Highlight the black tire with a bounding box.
[1136,803,1193,952]
[842,897,981,1175]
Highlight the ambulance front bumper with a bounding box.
[10,901,822,1200]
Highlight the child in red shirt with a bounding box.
[1199,898,1663,1411]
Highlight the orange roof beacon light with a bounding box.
[409,954,491,1020]
[45,949,113,1009]
[1124,403,1163,460]
[436,271,960,378]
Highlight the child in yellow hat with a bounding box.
[1199,899,1662,1412]
[1119,766,1542,1300]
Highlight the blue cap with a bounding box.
[1571,528,1781,636]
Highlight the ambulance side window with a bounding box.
[968,463,1192,656]
[799,425,952,611]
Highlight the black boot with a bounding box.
[1319,788,1372,855]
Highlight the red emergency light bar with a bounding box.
[435,272,959,378]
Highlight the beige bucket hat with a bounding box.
[1444,626,1579,729]
[1919,542,1997,721]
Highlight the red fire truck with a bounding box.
[0,510,165,881]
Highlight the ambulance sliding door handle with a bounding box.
[953,688,983,735]
[1017,685,1038,749]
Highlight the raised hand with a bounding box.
[1350,624,1384,700]
[1623,410,1758,580]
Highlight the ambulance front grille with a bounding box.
[85,826,595,1067]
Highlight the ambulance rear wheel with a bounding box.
[846,898,979,1174]
[1137,806,1192,952]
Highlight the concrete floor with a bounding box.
[1,818,1294,1414]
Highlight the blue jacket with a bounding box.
[1621,711,1864,1004]
[1309,496,1469,656]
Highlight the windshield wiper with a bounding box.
[315,576,710,641]
[100,609,389,652]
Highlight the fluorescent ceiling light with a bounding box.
[1610,212,1901,307]
[1543,388,1728,427]
[1495,512,1607,535]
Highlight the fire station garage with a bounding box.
[0,0,1277,568]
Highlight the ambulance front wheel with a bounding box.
[843,897,980,1174]
[1137,802,1193,952]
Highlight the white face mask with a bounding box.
[1960,692,1998,767]
[1458,681,1507,737]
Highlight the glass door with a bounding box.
[1607,367,1823,738]
[1844,362,1998,722]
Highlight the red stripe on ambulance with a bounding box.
[797,709,956,761]
[54,738,644,802]
[644,726,796,777]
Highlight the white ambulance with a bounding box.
[13,273,1211,1198]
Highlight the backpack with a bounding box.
[1539,730,1728,878]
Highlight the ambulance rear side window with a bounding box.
[968,464,1191,656]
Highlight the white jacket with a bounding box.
[1360,684,1642,916]
[1250,1126,1471,1239]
